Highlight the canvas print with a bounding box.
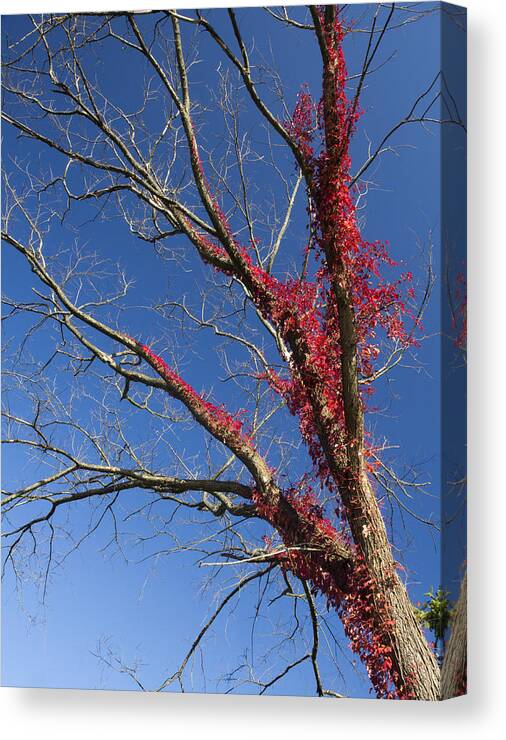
[1,3,467,700]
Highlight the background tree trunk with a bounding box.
[441,572,467,698]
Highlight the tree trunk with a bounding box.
[309,5,441,699]
[441,571,467,698]
[347,472,440,699]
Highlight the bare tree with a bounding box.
[1,4,466,699]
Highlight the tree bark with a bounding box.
[441,571,467,698]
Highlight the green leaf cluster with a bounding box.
[414,587,454,642]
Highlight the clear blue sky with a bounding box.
[1,3,466,698]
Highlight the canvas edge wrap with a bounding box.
[440,0,467,701]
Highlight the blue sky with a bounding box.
[1,3,466,698]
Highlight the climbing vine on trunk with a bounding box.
[2,4,466,700]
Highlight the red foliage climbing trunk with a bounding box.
[253,6,440,698]
[133,6,441,698]
[302,6,440,699]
